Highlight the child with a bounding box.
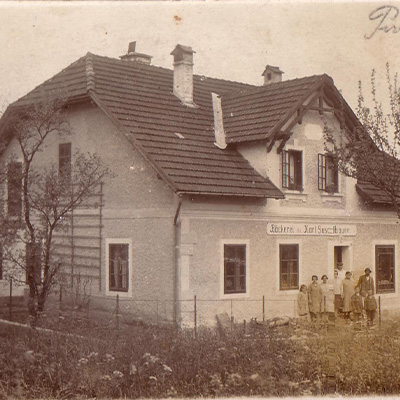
[365,289,377,326]
[297,284,309,321]
[351,286,363,323]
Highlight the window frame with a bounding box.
[279,243,299,291]
[282,150,303,191]
[59,142,72,182]
[106,239,133,297]
[7,161,23,219]
[318,153,339,193]
[220,239,250,299]
[375,244,395,294]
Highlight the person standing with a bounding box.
[308,275,322,323]
[356,267,374,297]
[333,269,343,318]
[365,289,378,327]
[342,271,354,321]
[336,262,346,282]
[320,275,330,323]
[297,284,309,321]
[351,286,363,323]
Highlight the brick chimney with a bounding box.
[170,44,196,107]
[262,65,284,86]
[120,42,152,64]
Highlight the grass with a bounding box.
[0,314,400,398]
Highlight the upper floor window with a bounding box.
[375,245,395,293]
[318,153,338,193]
[7,161,22,219]
[59,143,71,181]
[224,244,246,294]
[282,150,302,191]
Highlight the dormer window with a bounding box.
[282,150,302,191]
[318,154,338,193]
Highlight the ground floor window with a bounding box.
[224,244,246,294]
[280,244,299,290]
[375,245,395,293]
[109,243,129,292]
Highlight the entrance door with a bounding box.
[334,245,351,273]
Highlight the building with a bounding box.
[0,42,398,326]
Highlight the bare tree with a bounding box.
[325,63,400,217]
[0,98,109,319]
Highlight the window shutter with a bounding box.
[318,154,325,190]
[294,152,302,191]
[282,150,289,188]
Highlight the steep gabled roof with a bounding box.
[7,53,284,199]
[223,75,325,143]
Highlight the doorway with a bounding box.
[334,245,351,273]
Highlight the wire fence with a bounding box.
[0,279,385,336]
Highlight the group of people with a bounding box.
[297,263,378,326]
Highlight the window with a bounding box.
[318,154,338,193]
[59,143,71,181]
[280,244,299,290]
[224,244,246,294]
[26,242,42,285]
[375,245,395,293]
[7,161,22,218]
[282,150,302,191]
[109,243,129,292]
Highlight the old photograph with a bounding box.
[1,0,400,397]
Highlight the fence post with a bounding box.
[116,295,120,332]
[194,295,197,339]
[9,278,12,321]
[230,299,233,332]
[379,295,381,328]
[156,299,159,325]
[262,295,265,324]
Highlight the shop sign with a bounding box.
[267,222,357,236]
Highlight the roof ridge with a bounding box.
[85,52,96,92]
[221,74,330,101]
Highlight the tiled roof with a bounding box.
[222,75,327,143]
[10,53,284,198]
[356,182,393,204]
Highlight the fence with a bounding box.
[0,279,386,335]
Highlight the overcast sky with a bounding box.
[1,1,400,112]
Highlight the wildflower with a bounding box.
[130,363,137,375]
[101,375,112,381]
[113,370,124,378]
[24,350,35,363]
[77,358,89,367]
[163,364,173,373]
[105,353,115,362]
[250,373,260,381]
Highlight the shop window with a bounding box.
[109,243,129,292]
[318,154,338,193]
[375,245,395,293]
[282,150,302,191]
[7,161,22,219]
[26,242,42,285]
[224,244,246,294]
[280,244,299,290]
[59,143,71,181]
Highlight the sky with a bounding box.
[1,1,400,112]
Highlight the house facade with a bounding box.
[0,43,398,326]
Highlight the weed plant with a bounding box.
[0,318,400,398]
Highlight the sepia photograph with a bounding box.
[1,0,400,397]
